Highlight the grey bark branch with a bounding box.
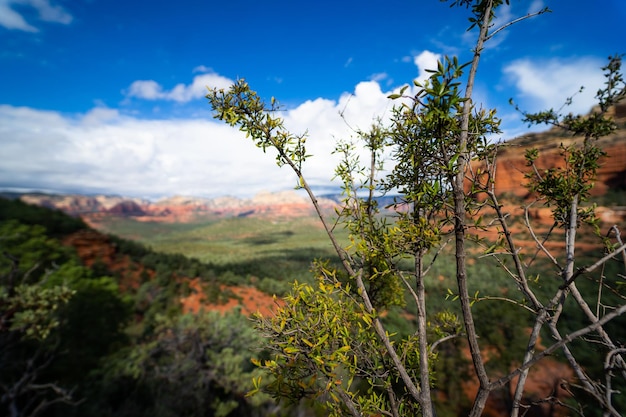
[455,2,494,416]
[486,8,551,41]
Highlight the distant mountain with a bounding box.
[18,193,149,214]
[12,190,339,225]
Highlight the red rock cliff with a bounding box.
[473,102,626,200]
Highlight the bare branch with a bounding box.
[456,4,496,416]
[560,242,626,289]
[524,202,560,268]
[610,225,626,268]
[422,237,452,277]
[336,388,362,417]
[486,7,551,41]
[430,334,461,355]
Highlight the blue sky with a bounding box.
[1,0,624,199]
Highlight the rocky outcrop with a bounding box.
[180,278,282,317]
[486,133,626,199]
[483,101,626,199]
[107,201,146,216]
[62,229,148,291]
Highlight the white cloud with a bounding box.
[0,53,448,199]
[126,80,163,100]
[503,57,605,115]
[31,0,71,23]
[281,80,398,184]
[126,72,234,103]
[81,107,121,125]
[0,0,72,32]
[0,84,395,198]
[414,50,441,85]
[0,1,36,31]
[0,104,284,198]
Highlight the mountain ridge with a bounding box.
[7,190,339,224]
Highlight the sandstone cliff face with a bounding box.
[19,193,149,215]
[20,194,100,213]
[488,133,626,199]
[466,102,626,232]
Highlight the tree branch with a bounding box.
[486,7,551,41]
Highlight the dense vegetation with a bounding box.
[0,198,288,417]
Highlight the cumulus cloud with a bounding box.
[0,0,72,32]
[279,78,404,186]
[125,71,234,103]
[1,51,445,198]
[0,104,283,198]
[414,51,441,85]
[0,84,393,198]
[503,57,605,115]
[126,80,163,100]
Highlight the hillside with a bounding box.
[0,197,286,417]
[487,101,626,201]
[61,227,279,316]
[0,197,279,316]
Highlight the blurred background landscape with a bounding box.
[1,108,625,415]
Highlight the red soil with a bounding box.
[180,278,283,317]
[62,229,280,316]
[62,229,151,291]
